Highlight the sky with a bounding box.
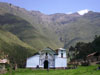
[0,0,100,14]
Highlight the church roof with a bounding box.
[40,47,56,54]
[58,48,66,50]
[87,52,100,57]
[0,59,8,64]
[32,47,66,56]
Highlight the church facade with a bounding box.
[26,47,67,69]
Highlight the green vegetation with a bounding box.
[0,13,62,50]
[68,35,100,60]
[3,65,100,75]
[0,2,63,50]
[0,29,36,67]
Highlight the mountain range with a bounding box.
[0,2,100,52]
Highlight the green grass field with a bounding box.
[4,65,100,75]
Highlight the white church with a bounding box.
[26,47,67,69]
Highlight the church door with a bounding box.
[44,60,48,69]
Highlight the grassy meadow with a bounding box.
[3,65,100,75]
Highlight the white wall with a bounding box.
[26,55,40,68]
[26,48,67,68]
[55,48,67,68]
[55,56,67,68]
[57,50,66,58]
[39,53,55,68]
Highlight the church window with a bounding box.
[61,50,63,58]
[61,53,63,58]
[46,53,48,56]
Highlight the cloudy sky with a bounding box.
[0,0,100,14]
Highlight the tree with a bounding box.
[69,35,100,61]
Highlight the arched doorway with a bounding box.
[44,60,48,69]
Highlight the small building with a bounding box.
[26,47,67,69]
[0,59,8,70]
[87,52,100,65]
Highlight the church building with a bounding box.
[26,47,67,69]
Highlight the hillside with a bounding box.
[32,11,100,48]
[63,12,100,48]
[0,2,100,49]
[0,28,35,67]
[40,12,100,48]
[0,2,63,50]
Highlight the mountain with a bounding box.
[37,11,100,48]
[62,11,100,48]
[0,28,36,67]
[0,2,63,50]
[0,2,100,50]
